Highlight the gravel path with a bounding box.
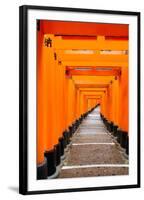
[58,107,129,178]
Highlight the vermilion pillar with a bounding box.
[37,30,46,166]
[119,67,128,132]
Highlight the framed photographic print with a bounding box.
[19,5,140,195]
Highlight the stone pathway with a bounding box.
[58,107,129,178]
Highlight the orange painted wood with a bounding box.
[54,39,128,50]
[55,60,63,142]
[41,20,128,37]
[63,61,128,67]
[67,69,120,76]
[65,78,76,127]
[37,23,129,167]
[37,31,46,165]
[43,35,58,147]
[119,67,128,132]
[37,34,62,166]
[113,78,120,126]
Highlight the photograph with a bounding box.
[37,20,129,179]
[19,5,140,194]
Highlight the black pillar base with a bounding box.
[106,120,110,131]
[108,121,114,132]
[59,137,64,156]
[75,119,79,129]
[120,131,128,149]
[73,120,78,132]
[63,130,70,145]
[126,136,129,155]
[116,129,129,155]
[113,125,118,136]
[116,129,121,143]
[54,142,61,166]
[44,149,56,177]
[37,159,48,180]
[62,131,67,148]
[103,118,107,126]
[68,125,73,137]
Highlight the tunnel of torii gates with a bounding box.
[37,20,128,179]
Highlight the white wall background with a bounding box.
[0,0,143,199]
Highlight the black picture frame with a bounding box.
[19,5,141,195]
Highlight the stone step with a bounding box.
[72,135,113,143]
[63,144,127,166]
[58,166,128,178]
